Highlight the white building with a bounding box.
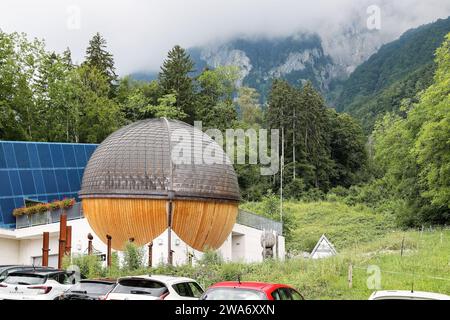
[0,206,285,268]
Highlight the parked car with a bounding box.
[369,290,450,300]
[106,275,204,300]
[0,269,75,300]
[201,281,304,300]
[60,279,116,300]
[0,265,54,283]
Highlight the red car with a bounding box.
[200,281,304,300]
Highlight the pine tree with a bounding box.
[85,32,117,86]
[159,45,195,122]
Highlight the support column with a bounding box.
[58,214,67,269]
[65,226,72,257]
[167,191,174,266]
[148,242,153,267]
[42,232,50,267]
[106,235,112,267]
[87,233,93,255]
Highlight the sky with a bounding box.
[1,0,449,75]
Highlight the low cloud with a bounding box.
[0,0,449,75]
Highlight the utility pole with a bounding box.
[293,109,296,180]
[280,127,284,224]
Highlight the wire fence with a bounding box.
[237,209,283,235]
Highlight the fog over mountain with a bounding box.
[1,0,450,75]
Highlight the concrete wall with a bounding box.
[0,218,285,267]
[0,235,20,265]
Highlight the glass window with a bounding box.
[55,169,70,193]
[0,171,12,196]
[84,145,96,162]
[74,146,87,167]
[19,170,36,195]
[32,170,46,194]
[173,282,192,297]
[37,144,53,168]
[4,274,46,285]
[67,169,81,192]
[188,282,204,298]
[62,145,77,167]
[0,198,16,223]
[202,288,267,300]
[27,144,41,168]
[271,290,281,300]
[290,289,304,300]
[50,144,65,167]
[8,170,22,195]
[113,279,168,297]
[0,145,7,168]
[3,143,18,168]
[68,281,115,295]
[278,288,292,300]
[42,169,58,193]
[14,143,30,168]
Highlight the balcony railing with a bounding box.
[16,202,84,229]
[237,209,283,235]
[15,202,283,235]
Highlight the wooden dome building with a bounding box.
[79,118,240,251]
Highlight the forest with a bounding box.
[1,30,449,227]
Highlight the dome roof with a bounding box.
[79,118,240,202]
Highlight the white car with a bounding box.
[106,275,204,300]
[0,270,75,300]
[369,290,450,300]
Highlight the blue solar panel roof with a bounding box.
[0,141,98,229]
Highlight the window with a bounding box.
[277,288,292,300]
[4,274,46,285]
[203,288,267,300]
[113,279,168,297]
[290,289,304,300]
[173,282,204,298]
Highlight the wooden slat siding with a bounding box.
[172,200,238,251]
[82,198,238,251]
[82,198,167,250]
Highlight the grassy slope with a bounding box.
[241,201,396,252]
[214,201,450,299]
[240,229,450,299]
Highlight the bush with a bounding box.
[65,254,103,279]
[301,188,325,202]
[197,249,223,267]
[261,189,280,218]
[122,242,145,271]
[284,179,306,200]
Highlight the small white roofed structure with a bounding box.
[310,234,337,259]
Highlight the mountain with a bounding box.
[131,25,392,102]
[334,16,450,131]
[188,34,337,102]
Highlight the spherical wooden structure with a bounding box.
[79,118,240,251]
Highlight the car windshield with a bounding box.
[68,281,115,295]
[3,274,46,285]
[113,279,168,297]
[203,288,267,300]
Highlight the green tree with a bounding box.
[84,32,117,89]
[159,45,195,122]
[70,64,123,143]
[237,87,263,125]
[195,66,239,131]
[144,93,187,120]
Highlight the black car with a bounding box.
[60,279,116,300]
[0,265,55,283]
